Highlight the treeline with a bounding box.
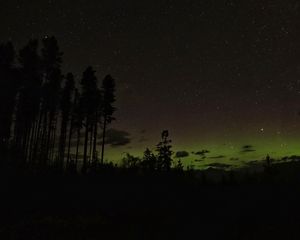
[120,130,184,172]
[0,36,115,173]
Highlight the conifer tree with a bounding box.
[80,66,98,173]
[0,42,19,156]
[14,39,41,163]
[58,73,75,168]
[40,36,63,164]
[100,75,116,165]
[156,130,173,171]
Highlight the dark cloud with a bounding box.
[98,128,131,147]
[282,155,300,161]
[206,163,232,169]
[230,157,239,161]
[192,150,210,156]
[241,149,256,153]
[240,145,256,153]
[242,145,254,149]
[209,155,226,159]
[175,151,189,158]
[194,159,204,162]
[68,128,131,148]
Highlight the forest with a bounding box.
[0,36,118,173]
[0,37,189,176]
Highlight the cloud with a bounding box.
[98,128,131,147]
[242,145,253,149]
[175,151,189,158]
[194,159,204,162]
[230,157,239,161]
[192,150,210,156]
[67,128,132,148]
[209,155,226,159]
[241,149,256,153]
[240,144,256,153]
[205,163,232,169]
[282,155,300,161]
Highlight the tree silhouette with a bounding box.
[92,88,102,166]
[0,37,119,174]
[121,153,141,169]
[80,66,98,173]
[0,42,19,158]
[66,88,79,166]
[100,75,116,165]
[173,159,184,172]
[40,36,63,165]
[14,39,41,164]
[58,72,75,168]
[141,148,157,171]
[156,130,173,171]
[73,89,83,168]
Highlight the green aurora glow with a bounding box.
[103,129,300,169]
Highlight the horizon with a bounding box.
[1,0,300,169]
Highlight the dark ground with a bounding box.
[1,165,300,240]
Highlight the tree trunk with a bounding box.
[89,124,93,165]
[92,111,98,164]
[27,121,37,165]
[50,117,57,164]
[66,116,73,166]
[45,113,54,163]
[40,113,48,166]
[75,128,80,170]
[59,114,68,168]
[32,109,43,164]
[82,117,89,173]
[100,116,107,165]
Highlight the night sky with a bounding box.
[1,0,300,168]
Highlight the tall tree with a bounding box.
[66,88,79,166]
[58,73,75,168]
[80,66,98,173]
[141,148,157,171]
[73,89,83,168]
[156,130,173,171]
[14,39,42,163]
[0,42,19,157]
[40,36,63,164]
[100,75,116,165]
[92,88,102,165]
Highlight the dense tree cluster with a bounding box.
[121,130,184,172]
[0,37,116,173]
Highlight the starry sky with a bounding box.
[1,0,300,168]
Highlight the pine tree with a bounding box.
[40,36,63,165]
[66,88,79,166]
[141,148,157,171]
[0,42,19,157]
[156,130,173,171]
[92,88,102,165]
[58,73,75,168]
[14,39,42,163]
[80,66,98,173]
[100,75,116,165]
